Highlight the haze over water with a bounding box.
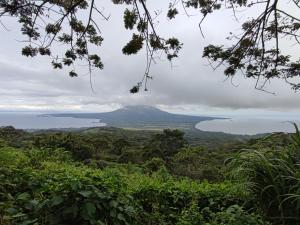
[196,117,300,135]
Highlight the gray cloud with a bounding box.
[0,1,299,115]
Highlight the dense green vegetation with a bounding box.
[0,126,299,224]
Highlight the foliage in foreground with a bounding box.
[227,124,300,225]
[1,125,300,224]
[0,145,266,225]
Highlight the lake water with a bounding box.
[196,118,300,135]
[1,113,300,135]
[0,113,105,129]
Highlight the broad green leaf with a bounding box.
[117,213,125,221]
[109,200,118,208]
[17,192,30,201]
[19,218,38,225]
[50,195,64,206]
[82,202,96,218]
[6,207,18,215]
[79,190,93,198]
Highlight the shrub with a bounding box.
[143,157,166,172]
[170,146,224,181]
[33,133,94,161]
[226,125,300,224]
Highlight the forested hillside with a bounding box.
[0,126,299,225]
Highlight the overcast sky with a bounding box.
[0,1,299,117]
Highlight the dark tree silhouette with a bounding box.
[0,0,300,92]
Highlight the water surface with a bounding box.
[0,113,105,129]
[196,118,300,135]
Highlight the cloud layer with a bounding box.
[0,1,299,115]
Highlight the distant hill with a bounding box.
[47,105,220,130]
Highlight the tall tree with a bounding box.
[0,0,300,91]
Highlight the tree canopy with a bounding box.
[1,0,300,92]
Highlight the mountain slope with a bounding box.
[48,105,219,130]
